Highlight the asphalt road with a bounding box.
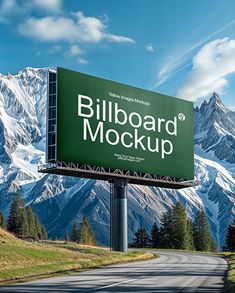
[0,250,227,292]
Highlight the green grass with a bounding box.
[0,228,154,284]
[221,253,235,293]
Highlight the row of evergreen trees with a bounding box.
[67,217,97,245]
[0,192,47,240]
[131,202,218,252]
[0,193,96,245]
[1,194,234,251]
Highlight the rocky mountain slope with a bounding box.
[0,68,234,248]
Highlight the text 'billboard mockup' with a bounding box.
[56,67,194,180]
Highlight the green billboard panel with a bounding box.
[56,67,194,180]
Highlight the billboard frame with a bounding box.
[38,160,198,189]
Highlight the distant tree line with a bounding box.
[131,202,234,252]
[1,194,233,251]
[0,193,96,245]
[0,192,47,240]
[67,217,97,246]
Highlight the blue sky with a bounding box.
[1,0,235,109]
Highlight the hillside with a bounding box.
[0,68,234,248]
[0,227,16,242]
[0,227,152,284]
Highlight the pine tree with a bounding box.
[211,238,218,252]
[0,211,6,229]
[26,206,36,237]
[64,229,69,243]
[70,222,79,242]
[78,217,97,246]
[160,202,193,250]
[159,203,195,250]
[7,192,20,235]
[150,222,160,248]
[186,219,195,251]
[160,209,174,248]
[34,214,44,239]
[171,202,190,250]
[19,201,28,237]
[223,218,235,252]
[132,228,149,248]
[7,192,28,237]
[193,210,212,251]
[40,225,48,240]
[7,193,47,239]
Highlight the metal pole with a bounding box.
[110,178,128,252]
[109,181,113,250]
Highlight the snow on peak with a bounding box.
[195,93,235,163]
[208,92,226,112]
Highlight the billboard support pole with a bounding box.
[110,178,128,252]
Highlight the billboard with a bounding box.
[55,67,194,180]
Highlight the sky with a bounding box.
[1,0,235,109]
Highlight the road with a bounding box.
[0,250,227,292]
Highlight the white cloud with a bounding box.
[18,12,135,44]
[65,45,88,65]
[0,0,62,23]
[0,0,22,23]
[32,0,62,12]
[153,20,235,90]
[18,16,76,42]
[177,38,235,101]
[153,44,201,89]
[105,34,135,43]
[65,45,83,57]
[77,58,89,65]
[0,0,16,15]
[145,43,154,52]
[48,44,62,54]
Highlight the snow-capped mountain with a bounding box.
[195,92,235,163]
[0,68,234,248]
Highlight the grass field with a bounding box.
[222,253,235,293]
[0,228,154,284]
